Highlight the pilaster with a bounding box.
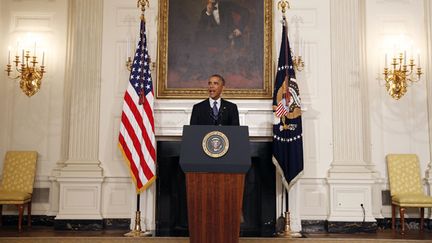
[55,0,104,220]
[424,0,432,218]
[327,0,377,222]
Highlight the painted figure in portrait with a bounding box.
[167,0,264,90]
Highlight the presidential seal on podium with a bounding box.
[202,131,229,158]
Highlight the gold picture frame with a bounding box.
[157,0,273,99]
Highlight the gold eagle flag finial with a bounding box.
[137,0,149,20]
[277,0,290,14]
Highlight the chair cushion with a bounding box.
[386,154,423,196]
[0,151,37,194]
[392,193,432,207]
[0,190,32,204]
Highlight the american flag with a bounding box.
[119,18,156,192]
[272,16,304,190]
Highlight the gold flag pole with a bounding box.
[276,0,302,238]
[125,193,152,237]
[124,1,151,237]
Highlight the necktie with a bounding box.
[212,101,219,119]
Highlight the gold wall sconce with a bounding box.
[125,38,155,71]
[126,56,133,71]
[292,54,304,72]
[383,51,422,100]
[5,45,46,97]
[125,35,134,71]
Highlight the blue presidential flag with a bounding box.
[272,16,304,190]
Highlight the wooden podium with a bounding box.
[180,125,251,243]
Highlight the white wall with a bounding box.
[367,0,429,179]
[0,0,68,214]
[366,0,430,217]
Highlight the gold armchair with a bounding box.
[386,154,432,234]
[0,151,37,231]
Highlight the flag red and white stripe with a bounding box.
[275,101,289,117]
[119,18,156,192]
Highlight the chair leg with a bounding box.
[17,204,24,231]
[400,207,406,235]
[0,205,2,226]
[420,207,424,232]
[391,204,396,230]
[27,202,32,227]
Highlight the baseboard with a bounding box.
[0,215,130,231]
[327,221,377,233]
[54,219,131,230]
[0,215,55,226]
[376,218,432,231]
[54,219,104,230]
[2,215,430,233]
[301,218,432,233]
[301,220,326,233]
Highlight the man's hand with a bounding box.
[232,28,242,37]
[229,29,242,40]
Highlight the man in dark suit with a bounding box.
[190,74,239,126]
[193,0,250,78]
[197,0,249,50]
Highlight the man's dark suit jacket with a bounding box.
[190,98,239,126]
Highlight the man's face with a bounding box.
[208,76,224,100]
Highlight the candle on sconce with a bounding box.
[297,38,300,56]
[127,37,130,58]
[42,51,45,65]
[16,41,19,56]
[294,35,299,56]
[8,47,11,64]
[34,42,37,56]
[22,49,24,62]
[385,53,387,67]
[300,39,304,56]
[410,45,413,60]
[418,53,421,67]
[403,50,406,65]
[133,37,136,52]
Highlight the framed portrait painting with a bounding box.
[157,0,273,99]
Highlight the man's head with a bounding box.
[208,74,225,100]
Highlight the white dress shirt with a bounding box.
[209,97,221,110]
[212,3,220,25]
